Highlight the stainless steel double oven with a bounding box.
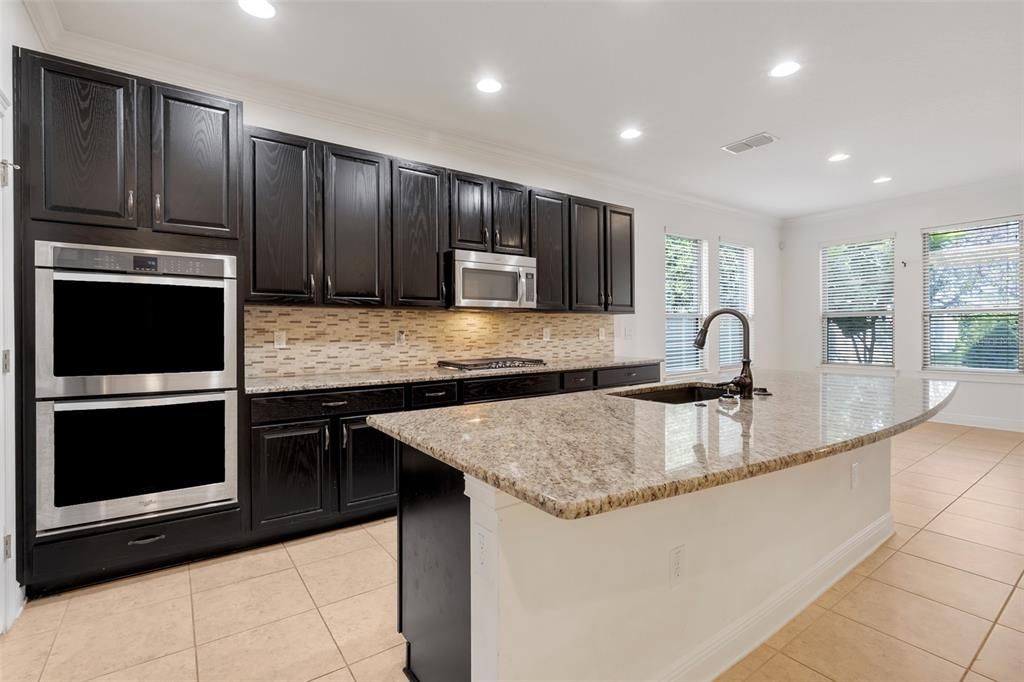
[34,241,238,534]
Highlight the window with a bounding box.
[922,217,1022,372]
[718,243,754,366]
[665,234,706,373]
[820,237,895,366]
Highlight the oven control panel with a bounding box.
[46,245,233,279]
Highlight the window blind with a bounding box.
[922,217,1023,372]
[820,237,895,366]
[665,234,706,373]
[718,243,754,366]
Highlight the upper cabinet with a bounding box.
[24,54,139,229]
[392,160,449,307]
[492,181,529,256]
[570,197,606,312]
[530,189,569,310]
[605,205,635,313]
[448,172,490,251]
[245,127,317,303]
[324,145,390,306]
[152,86,241,239]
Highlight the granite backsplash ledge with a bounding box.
[244,306,616,378]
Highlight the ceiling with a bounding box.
[39,0,1024,218]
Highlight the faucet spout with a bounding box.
[692,308,754,399]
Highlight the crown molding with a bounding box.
[20,0,773,223]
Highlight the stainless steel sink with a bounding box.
[613,384,729,404]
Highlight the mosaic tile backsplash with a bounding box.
[244,307,615,378]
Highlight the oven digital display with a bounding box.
[133,255,158,271]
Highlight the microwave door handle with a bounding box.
[519,270,525,306]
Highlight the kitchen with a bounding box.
[1,2,1023,682]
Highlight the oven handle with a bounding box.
[52,270,228,288]
[52,392,228,412]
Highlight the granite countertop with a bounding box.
[367,369,957,520]
[244,356,663,394]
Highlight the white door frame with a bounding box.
[0,84,25,631]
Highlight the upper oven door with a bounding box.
[453,262,535,309]
[35,269,237,398]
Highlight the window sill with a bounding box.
[912,369,1024,386]
[817,364,898,377]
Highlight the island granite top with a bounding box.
[244,356,662,394]
[367,369,957,520]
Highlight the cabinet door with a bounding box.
[252,421,334,530]
[530,189,569,310]
[448,171,490,252]
[392,159,448,307]
[152,85,241,239]
[570,197,606,311]
[246,128,317,302]
[605,204,635,313]
[324,145,390,306]
[342,421,398,508]
[24,54,138,229]
[492,181,529,256]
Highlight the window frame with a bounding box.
[717,240,755,369]
[663,232,708,376]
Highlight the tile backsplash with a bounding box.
[244,306,615,378]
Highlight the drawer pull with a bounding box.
[322,401,349,408]
[574,377,587,382]
[423,391,448,398]
[627,372,638,377]
[127,534,166,546]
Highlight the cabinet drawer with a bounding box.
[463,373,560,404]
[31,508,241,584]
[595,364,660,388]
[252,387,405,424]
[411,382,459,408]
[561,370,595,392]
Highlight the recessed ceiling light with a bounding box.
[238,0,275,18]
[828,153,850,162]
[770,61,801,78]
[619,128,643,140]
[476,78,502,93]
[873,176,893,184]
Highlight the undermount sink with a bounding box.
[613,384,729,404]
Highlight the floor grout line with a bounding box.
[188,568,200,682]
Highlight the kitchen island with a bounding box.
[367,369,956,682]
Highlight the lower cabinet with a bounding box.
[341,420,398,509]
[252,420,334,531]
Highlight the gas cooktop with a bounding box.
[437,357,546,371]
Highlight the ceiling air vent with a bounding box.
[721,132,777,155]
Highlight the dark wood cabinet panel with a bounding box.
[252,421,333,529]
[251,387,406,425]
[324,145,390,306]
[392,159,448,307]
[605,205,635,313]
[492,181,529,256]
[570,197,605,311]
[342,421,398,508]
[246,127,317,302]
[530,189,570,310]
[25,54,138,229]
[448,171,490,252]
[152,85,240,239]
[462,373,561,403]
[595,364,661,387]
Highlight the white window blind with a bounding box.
[821,237,895,366]
[922,217,1022,372]
[665,234,706,373]
[718,243,754,366]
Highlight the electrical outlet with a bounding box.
[624,322,634,340]
[851,462,859,490]
[395,330,407,346]
[670,545,685,589]
[599,327,607,341]
[273,331,288,349]
[543,327,551,341]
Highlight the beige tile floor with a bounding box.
[2,424,1023,682]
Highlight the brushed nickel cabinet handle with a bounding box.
[324,424,330,450]
[309,273,315,294]
[327,274,334,299]
[154,193,162,222]
[127,190,135,219]
[322,400,349,408]
[424,391,447,398]
[128,534,165,546]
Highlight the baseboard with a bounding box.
[932,412,1023,431]
[663,512,894,682]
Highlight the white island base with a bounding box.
[465,441,892,681]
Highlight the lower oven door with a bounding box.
[36,391,238,534]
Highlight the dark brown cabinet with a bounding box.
[252,421,334,530]
[341,421,398,508]
[324,145,390,306]
[24,54,139,229]
[449,172,490,251]
[392,159,449,307]
[570,197,606,311]
[492,181,529,256]
[152,86,241,239]
[530,189,570,310]
[605,205,635,313]
[245,128,317,302]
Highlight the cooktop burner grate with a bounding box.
[437,357,546,371]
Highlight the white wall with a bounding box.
[780,175,1024,430]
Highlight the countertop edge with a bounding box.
[368,382,959,521]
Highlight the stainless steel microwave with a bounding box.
[446,250,537,309]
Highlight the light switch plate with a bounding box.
[543,327,551,341]
[273,331,288,349]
